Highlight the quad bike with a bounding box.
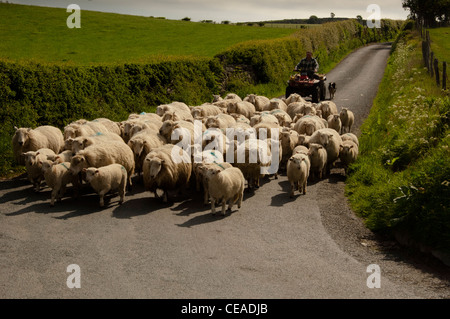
[285,71,327,103]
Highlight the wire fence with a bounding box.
[421,27,447,90]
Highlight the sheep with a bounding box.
[224,93,242,101]
[279,129,300,169]
[339,140,359,175]
[156,101,191,117]
[253,121,280,140]
[161,110,194,123]
[229,113,251,125]
[243,94,271,112]
[191,103,223,119]
[70,121,112,138]
[270,109,292,127]
[121,118,161,142]
[227,101,256,119]
[83,164,128,207]
[293,115,326,136]
[340,133,359,147]
[327,114,342,133]
[269,98,288,112]
[70,132,125,155]
[284,93,306,106]
[250,112,279,127]
[200,128,230,158]
[340,107,354,134]
[128,130,166,179]
[23,148,56,191]
[204,114,236,132]
[212,94,223,103]
[197,161,233,205]
[286,153,310,197]
[307,143,328,181]
[92,118,122,136]
[12,125,64,165]
[204,166,245,215]
[53,150,73,164]
[292,145,309,156]
[41,160,77,206]
[142,144,192,203]
[159,120,196,145]
[308,128,343,175]
[69,140,135,189]
[316,101,338,119]
[286,101,308,119]
[128,121,161,139]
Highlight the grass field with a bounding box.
[428,27,450,63]
[0,3,295,64]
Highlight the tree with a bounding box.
[308,15,320,24]
[402,0,450,26]
[330,12,335,20]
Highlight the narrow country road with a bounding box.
[1,42,449,300]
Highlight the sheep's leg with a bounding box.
[119,185,125,205]
[303,181,307,195]
[238,191,243,209]
[222,200,227,215]
[98,189,108,207]
[50,188,59,207]
[211,198,216,215]
[203,187,209,205]
[290,182,295,198]
[162,191,168,203]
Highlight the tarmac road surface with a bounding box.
[1,42,449,300]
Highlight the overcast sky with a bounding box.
[9,0,410,22]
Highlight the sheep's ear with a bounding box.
[289,157,294,161]
[27,128,32,132]
[82,168,87,172]
[14,126,18,131]
[145,158,150,162]
[350,145,354,149]
[95,169,99,175]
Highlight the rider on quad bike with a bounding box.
[295,51,319,79]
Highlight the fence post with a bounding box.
[434,58,440,87]
[430,52,434,77]
[443,61,447,90]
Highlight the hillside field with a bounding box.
[0,3,295,64]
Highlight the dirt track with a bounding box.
[1,42,449,300]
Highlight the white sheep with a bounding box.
[308,128,343,175]
[293,115,326,136]
[307,143,328,181]
[143,144,192,203]
[204,166,245,215]
[269,98,288,112]
[340,133,359,147]
[191,103,223,119]
[12,125,64,165]
[83,164,128,207]
[292,145,309,156]
[270,109,292,127]
[69,140,135,189]
[317,101,338,119]
[243,94,271,112]
[159,120,196,145]
[250,112,279,127]
[70,132,125,155]
[340,107,354,134]
[279,129,300,169]
[41,160,77,206]
[287,153,310,197]
[204,114,236,131]
[327,114,342,134]
[53,150,74,164]
[284,93,306,106]
[227,101,256,119]
[339,140,359,175]
[23,148,56,191]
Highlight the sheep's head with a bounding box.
[288,154,307,169]
[159,120,175,137]
[41,160,55,173]
[23,151,37,167]
[64,138,74,151]
[71,137,91,155]
[146,157,164,179]
[308,143,324,158]
[70,154,87,175]
[128,138,145,158]
[84,167,100,183]
[15,127,31,147]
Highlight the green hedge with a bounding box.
[0,19,402,176]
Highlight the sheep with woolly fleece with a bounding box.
[269,98,288,112]
[243,94,271,112]
[340,133,359,147]
[53,150,73,164]
[128,112,163,122]
[128,130,166,179]
[93,118,122,136]
[297,134,311,147]
[122,118,161,142]
[339,107,354,134]
[224,93,242,101]
[71,121,112,138]
[308,128,343,175]
[283,93,306,106]
[253,121,280,140]
[41,160,78,206]
[71,132,125,155]
[128,121,161,139]
[250,112,279,127]
[69,140,135,189]
[293,115,326,136]
[191,103,223,119]
[339,140,359,175]
[156,101,191,117]
[212,94,223,103]
[204,166,245,215]
[327,114,342,134]
[198,161,234,205]
[200,128,230,158]
[307,143,328,181]
[161,110,194,123]
[270,109,292,127]
[12,125,64,165]
[227,101,256,119]
[204,114,236,131]
[83,164,128,207]
[292,145,309,156]
[159,120,196,145]
[230,113,251,125]
[23,148,56,191]
[142,144,192,203]
[279,129,300,169]
[287,153,310,197]
[286,101,309,119]
[316,101,338,119]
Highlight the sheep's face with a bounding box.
[305,123,315,136]
[70,155,86,175]
[64,126,77,140]
[129,139,145,158]
[226,104,236,114]
[204,168,221,182]
[23,151,37,167]
[192,108,203,119]
[64,138,74,151]
[41,160,54,173]
[246,94,256,104]
[148,159,164,179]
[319,133,332,147]
[205,117,218,129]
[71,137,88,155]
[308,144,324,159]
[15,128,31,147]
[84,168,99,183]
[159,121,175,136]
[288,155,304,170]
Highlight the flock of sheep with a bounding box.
[11,92,359,215]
